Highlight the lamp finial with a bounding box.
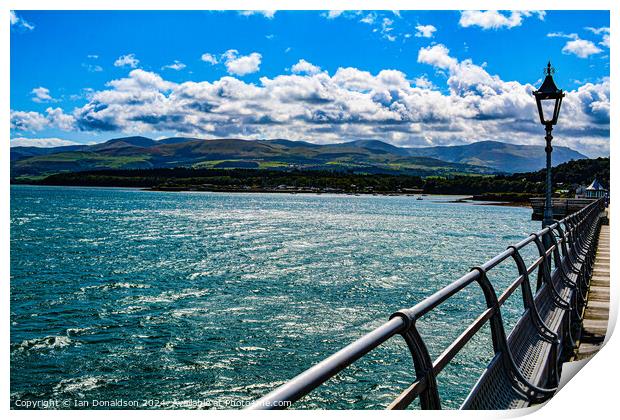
[545,62,555,76]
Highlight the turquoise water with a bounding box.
[11,185,540,409]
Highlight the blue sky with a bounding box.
[10,10,610,156]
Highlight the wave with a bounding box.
[130,288,210,305]
[53,376,113,395]
[80,282,151,293]
[12,335,72,353]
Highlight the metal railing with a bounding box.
[247,198,604,410]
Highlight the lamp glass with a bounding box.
[540,98,557,124]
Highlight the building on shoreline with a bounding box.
[576,179,608,199]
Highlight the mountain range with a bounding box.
[10,137,587,178]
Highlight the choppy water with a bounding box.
[11,185,540,409]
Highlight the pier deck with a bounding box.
[575,210,610,360]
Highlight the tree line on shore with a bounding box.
[14,157,609,200]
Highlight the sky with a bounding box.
[10,10,610,157]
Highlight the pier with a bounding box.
[248,198,607,410]
[575,209,610,360]
[530,197,596,220]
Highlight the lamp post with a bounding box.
[533,62,565,228]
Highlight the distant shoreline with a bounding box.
[11,182,529,208]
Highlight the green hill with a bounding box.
[10,136,588,179]
[10,137,493,178]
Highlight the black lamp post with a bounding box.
[533,62,565,227]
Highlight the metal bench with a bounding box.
[248,198,605,410]
[462,204,602,409]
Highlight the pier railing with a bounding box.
[247,198,605,410]
[530,197,595,220]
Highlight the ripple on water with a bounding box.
[13,335,72,353]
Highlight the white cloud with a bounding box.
[599,34,610,48]
[10,137,82,148]
[201,53,219,65]
[585,26,610,48]
[291,59,321,75]
[547,32,579,40]
[10,110,49,132]
[114,53,139,68]
[11,107,76,133]
[380,17,396,41]
[323,11,408,43]
[82,55,102,72]
[562,39,602,58]
[417,44,458,69]
[31,87,54,103]
[547,32,603,58]
[10,11,35,31]
[9,48,610,157]
[162,60,187,71]
[46,107,76,131]
[360,13,376,25]
[414,76,434,89]
[107,69,176,92]
[324,11,344,19]
[459,10,545,30]
[222,50,262,76]
[415,24,437,38]
[585,26,610,35]
[82,63,103,72]
[239,10,276,19]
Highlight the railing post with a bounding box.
[390,311,441,409]
[470,267,507,354]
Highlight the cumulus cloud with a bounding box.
[414,76,434,89]
[201,53,219,65]
[562,39,602,58]
[9,47,610,157]
[417,45,458,69]
[10,137,83,148]
[415,24,437,38]
[114,53,140,68]
[162,60,187,71]
[10,11,35,31]
[548,31,605,58]
[222,50,262,76]
[46,107,76,131]
[10,110,49,132]
[11,107,76,133]
[31,87,54,103]
[291,59,322,75]
[459,10,545,30]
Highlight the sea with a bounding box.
[10,185,541,409]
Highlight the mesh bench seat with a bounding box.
[461,210,603,410]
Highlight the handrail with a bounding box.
[247,198,604,410]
